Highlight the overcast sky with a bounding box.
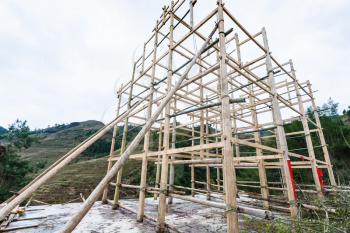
[0,0,349,129]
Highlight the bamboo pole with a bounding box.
[168,194,274,219]
[249,82,270,209]
[290,60,323,199]
[262,27,297,218]
[137,21,159,222]
[205,96,211,200]
[157,2,175,231]
[102,85,123,203]
[154,111,163,200]
[217,1,239,232]
[168,99,177,204]
[191,115,196,197]
[112,62,137,209]
[232,35,240,159]
[215,119,221,192]
[307,81,336,186]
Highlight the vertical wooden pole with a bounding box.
[200,72,205,162]
[189,0,194,28]
[112,62,137,209]
[154,110,164,200]
[234,33,241,64]
[215,119,221,192]
[198,58,209,199]
[205,96,211,200]
[191,115,196,196]
[232,33,241,159]
[249,83,269,209]
[262,27,297,218]
[290,60,323,198]
[137,21,159,221]
[307,81,336,186]
[168,99,177,204]
[217,1,239,232]
[231,100,240,158]
[286,79,292,103]
[158,2,174,232]
[102,85,123,203]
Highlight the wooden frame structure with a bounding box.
[0,1,337,233]
[100,1,336,232]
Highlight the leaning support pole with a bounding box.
[60,23,218,233]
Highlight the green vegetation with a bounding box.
[0,126,7,136]
[242,191,350,232]
[315,99,350,184]
[0,120,40,202]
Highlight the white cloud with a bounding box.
[0,0,349,129]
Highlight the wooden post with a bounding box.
[217,1,239,232]
[307,81,336,186]
[112,62,137,209]
[137,21,159,221]
[249,83,269,209]
[154,111,163,200]
[215,119,221,192]
[232,34,240,159]
[191,115,196,196]
[262,27,297,218]
[158,2,175,231]
[290,60,323,199]
[200,70,205,163]
[205,96,211,200]
[199,59,209,199]
[102,85,123,203]
[168,99,177,204]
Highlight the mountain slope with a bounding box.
[19,120,145,203]
[20,120,107,166]
[0,126,7,136]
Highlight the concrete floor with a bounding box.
[5,194,279,232]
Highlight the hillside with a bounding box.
[0,126,7,136]
[16,110,350,203]
[19,120,146,203]
[33,158,146,203]
[20,120,107,166]
[14,120,113,203]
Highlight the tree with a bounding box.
[7,120,35,149]
[319,97,339,117]
[343,106,350,118]
[0,120,36,202]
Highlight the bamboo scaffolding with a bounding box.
[0,1,339,233]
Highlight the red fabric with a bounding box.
[300,156,305,161]
[317,167,324,189]
[287,159,297,200]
